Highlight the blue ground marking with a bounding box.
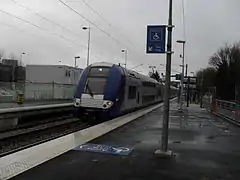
[73,143,133,156]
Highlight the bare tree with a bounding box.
[209,44,230,69]
[149,71,161,82]
[209,43,240,70]
[207,42,240,100]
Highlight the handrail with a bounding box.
[203,97,240,125]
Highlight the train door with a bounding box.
[137,91,140,104]
[136,84,142,107]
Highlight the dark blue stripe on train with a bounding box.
[104,65,124,116]
[74,67,90,98]
[104,65,122,100]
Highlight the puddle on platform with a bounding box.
[169,140,197,145]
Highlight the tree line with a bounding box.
[149,70,161,82]
[196,42,240,101]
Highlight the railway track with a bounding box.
[0,117,90,157]
[0,103,88,156]
[0,100,173,157]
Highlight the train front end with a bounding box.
[74,62,124,122]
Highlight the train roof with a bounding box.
[90,62,162,85]
[125,68,161,84]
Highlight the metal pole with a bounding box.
[161,0,173,152]
[185,63,188,102]
[125,50,127,69]
[87,28,91,66]
[185,64,188,77]
[20,53,22,66]
[200,71,204,108]
[74,57,77,84]
[180,43,185,112]
[187,76,190,107]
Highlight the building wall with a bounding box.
[26,65,82,85]
[2,59,18,67]
[15,66,26,82]
[0,64,13,82]
[0,59,26,82]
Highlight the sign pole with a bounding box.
[154,0,173,156]
[161,0,173,153]
[146,0,173,157]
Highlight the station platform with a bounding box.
[0,100,72,109]
[7,101,240,180]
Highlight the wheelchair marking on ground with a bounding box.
[73,143,133,156]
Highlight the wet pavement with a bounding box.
[0,100,72,109]
[12,102,240,180]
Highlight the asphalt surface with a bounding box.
[0,100,72,109]
[12,102,240,180]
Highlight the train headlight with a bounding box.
[74,98,81,107]
[103,100,114,109]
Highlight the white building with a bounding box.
[24,65,83,100]
[26,65,83,85]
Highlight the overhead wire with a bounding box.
[159,64,181,74]
[79,0,136,48]
[57,0,125,47]
[0,20,104,65]
[10,0,80,37]
[0,21,39,38]
[0,9,86,48]
[0,21,72,54]
[57,0,141,59]
[0,9,44,30]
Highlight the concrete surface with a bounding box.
[0,102,165,180]
[11,102,240,180]
[0,100,72,109]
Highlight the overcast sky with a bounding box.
[0,0,240,75]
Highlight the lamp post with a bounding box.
[20,52,26,66]
[121,49,127,68]
[82,26,91,67]
[176,40,186,112]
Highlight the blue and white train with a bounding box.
[74,62,178,122]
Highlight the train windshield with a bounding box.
[84,67,110,95]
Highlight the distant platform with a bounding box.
[0,100,72,109]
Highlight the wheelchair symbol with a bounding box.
[152,32,160,41]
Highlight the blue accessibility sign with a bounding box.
[146,25,166,54]
[73,143,133,156]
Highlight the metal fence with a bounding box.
[203,95,240,123]
[0,82,76,102]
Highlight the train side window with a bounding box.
[128,86,136,99]
[65,70,71,77]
